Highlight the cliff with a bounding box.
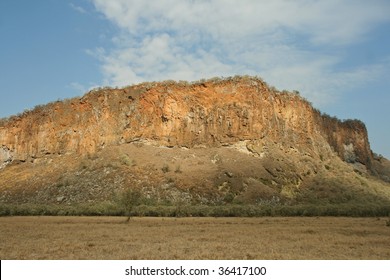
[1,76,390,211]
[0,76,373,169]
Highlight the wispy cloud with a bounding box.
[69,82,87,93]
[89,0,390,105]
[69,3,87,14]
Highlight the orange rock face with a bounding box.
[0,76,373,169]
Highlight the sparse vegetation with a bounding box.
[1,202,389,218]
[120,154,130,166]
[161,164,170,173]
[174,165,182,173]
[1,216,390,260]
[120,154,136,167]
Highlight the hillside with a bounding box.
[1,76,389,216]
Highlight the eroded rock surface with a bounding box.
[0,77,372,168]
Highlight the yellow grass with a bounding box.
[0,216,389,259]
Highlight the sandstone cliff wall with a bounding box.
[0,77,373,168]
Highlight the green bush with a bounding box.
[119,189,142,221]
[0,201,389,217]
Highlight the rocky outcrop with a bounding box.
[0,145,13,169]
[0,76,373,169]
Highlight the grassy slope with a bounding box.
[1,142,390,217]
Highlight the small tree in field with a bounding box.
[120,188,142,222]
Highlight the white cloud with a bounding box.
[69,3,87,14]
[91,0,390,44]
[89,0,390,105]
[89,33,237,86]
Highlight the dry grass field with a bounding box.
[0,216,389,260]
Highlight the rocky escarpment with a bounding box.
[0,76,373,170]
[1,76,390,212]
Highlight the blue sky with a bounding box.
[0,0,389,158]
